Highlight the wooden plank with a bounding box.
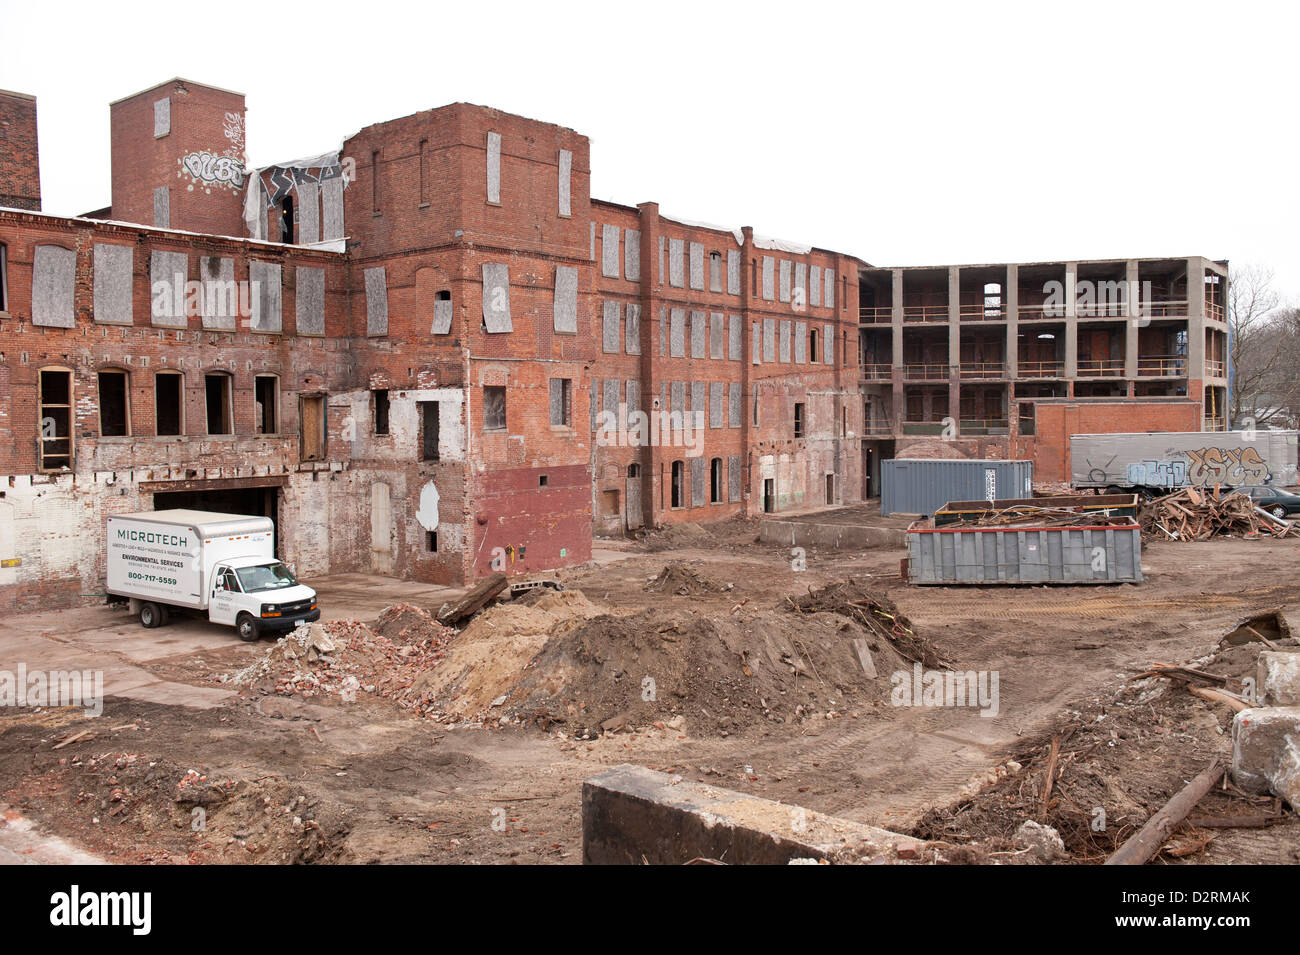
[1104,760,1225,865]
[436,573,508,625]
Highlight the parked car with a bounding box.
[1237,485,1300,519]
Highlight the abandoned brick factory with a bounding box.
[0,78,1231,612]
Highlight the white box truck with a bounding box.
[106,510,319,641]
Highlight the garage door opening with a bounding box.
[152,486,281,555]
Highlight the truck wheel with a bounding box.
[236,613,259,642]
[158,605,171,626]
[139,602,162,629]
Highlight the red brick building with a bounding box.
[0,78,1220,611]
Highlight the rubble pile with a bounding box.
[645,562,733,596]
[784,578,947,670]
[229,609,457,713]
[1139,487,1292,541]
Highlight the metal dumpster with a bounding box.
[881,459,1033,517]
[932,493,1140,527]
[906,516,1143,585]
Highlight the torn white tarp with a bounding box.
[752,233,813,255]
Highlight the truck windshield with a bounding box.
[235,562,298,593]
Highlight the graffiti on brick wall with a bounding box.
[1125,446,1271,488]
[177,112,247,193]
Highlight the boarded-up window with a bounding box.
[419,401,440,459]
[486,132,501,204]
[97,370,129,437]
[558,149,572,217]
[39,369,73,469]
[728,382,741,428]
[727,249,740,296]
[433,290,453,335]
[301,394,326,461]
[668,238,685,288]
[709,382,723,429]
[483,386,506,431]
[762,256,775,300]
[33,245,76,328]
[691,457,707,507]
[690,310,706,359]
[602,301,620,353]
[364,266,388,336]
[780,321,792,363]
[549,378,572,426]
[255,375,278,434]
[689,242,704,290]
[709,312,724,359]
[554,266,578,333]
[602,225,620,278]
[295,266,325,336]
[709,252,723,293]
[155,372,183,436]
[625,303,641,355]
[729,315,742,361]
[482,264,512,332]
[728,455,742,502]
[624,229,640,281]
[205,373,233,435]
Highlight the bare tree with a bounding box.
[1227,264,1298,427]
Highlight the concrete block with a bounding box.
[1258,651,1300,706]
[93,243,133,326]
[582,765,913,865]
[1231,706,1300,810]
[33,245,76,328]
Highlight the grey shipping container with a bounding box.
[880,459,1034,517]
[1070,430,1299,490]
[907,518,1143,586]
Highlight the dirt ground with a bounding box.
[1,515,1297,864]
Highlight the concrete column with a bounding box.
[1005,263,1019,379]
[891,269,904,431]
[1124,259,1140,380]
[948,266,961,430]
[1064,262,1078,380]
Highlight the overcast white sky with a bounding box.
[4,0,1296,302]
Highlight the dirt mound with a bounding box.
[58,751,352,863]
[645,562,732,596]
[498,606,909,737]
[416,588,605,718]
[784,578,947,670]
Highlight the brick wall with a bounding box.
[0,90,40,211]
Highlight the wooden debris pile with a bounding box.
[1139,486,1292,541]
[940,506,1125,529]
